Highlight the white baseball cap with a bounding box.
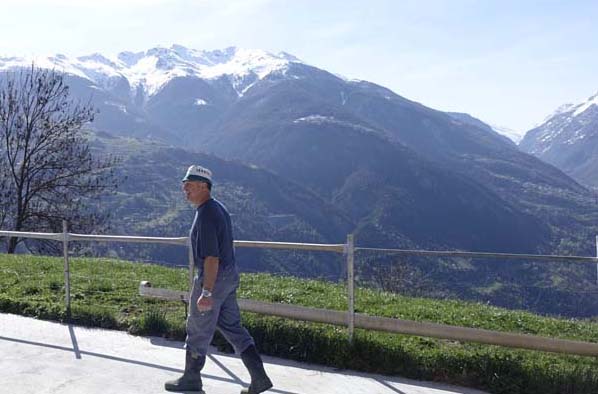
[182,165,213,185]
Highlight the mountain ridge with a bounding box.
[520,90,598,187]
[0,45,303,98]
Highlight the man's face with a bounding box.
[183,181,209,205]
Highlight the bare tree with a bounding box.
[0,64,118,253]
[0,154,11,231]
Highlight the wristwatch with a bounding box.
[201,288,212,298]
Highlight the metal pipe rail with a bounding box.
[234,240,345,253]
[356,247,598,264]
[0,231,189,246]
[0,230,63,241]
[138,283,598,357]
[3,230,594,260]
[0,231,345,251]
[3,228,598,357]
[68,233,188,246]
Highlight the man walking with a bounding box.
[165,165,273,394]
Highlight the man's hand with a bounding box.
[197,294,213,312]
[197,288,213,312]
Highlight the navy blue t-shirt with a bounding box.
[190,198,236,276]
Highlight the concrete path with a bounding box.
[0,313,488,394]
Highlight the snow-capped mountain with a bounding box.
[519,91,598,187]
[0,45,301,98]
[446,112,517,146]
[0,45,308,141]
[490,124,523,144]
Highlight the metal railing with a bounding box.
[1,224,598,357]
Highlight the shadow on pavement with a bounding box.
[0,334,300,394]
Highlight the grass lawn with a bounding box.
[1,253,598,394]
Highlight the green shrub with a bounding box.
[131,307,170,336]
[48,281,62,292]
[69,305,120,329]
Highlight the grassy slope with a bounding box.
[1,253,597,394]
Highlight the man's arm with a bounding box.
[197,256,219,312]
[196,205,221,312]
[202,256,219,292]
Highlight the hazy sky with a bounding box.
[3,0,598,134]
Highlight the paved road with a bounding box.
[0,313,488,394]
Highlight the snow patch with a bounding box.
[104,101,127,114]
[293,115,378,134]
[572,93,598,117]
[564,128,586,145]
[340,91,347,105]
[491,124,524,144]
[0,45,305,99]
[537,103,575,127]
[294,115,335,124]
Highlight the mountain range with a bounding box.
[520,92,598,188]
[2,45,597,317]
[85,132,352,279]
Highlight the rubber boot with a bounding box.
[240,345,273,394]
[164,349,205,392]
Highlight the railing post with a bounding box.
[346,234,355,343]
[62,220,71,317]
[595,235,598,286]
